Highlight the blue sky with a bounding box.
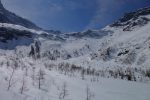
[2,0,150,32]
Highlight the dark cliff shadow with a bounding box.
[0,27,34,50]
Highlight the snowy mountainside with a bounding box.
[0,5,150,82]
[0,23,63,49]
[63,29,113,39]
[0,2,150,100]
[110,7,150,31]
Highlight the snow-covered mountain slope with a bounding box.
[0,2,150,100]
[110,7,150,31]
[63,29,113,39]
[0,23,64,49]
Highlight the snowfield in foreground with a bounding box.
[0,70,150,100]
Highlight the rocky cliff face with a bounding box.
[0,0,40,30]
[110,7,150,31]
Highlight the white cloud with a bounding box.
[85,0,125,30]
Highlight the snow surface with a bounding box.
[0,68,149,100]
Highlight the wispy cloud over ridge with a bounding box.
[85,0,150,30]
[85,0,124,30]
[1,0,150,32]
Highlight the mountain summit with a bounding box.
[110,7,150,31]
[0,0,40,30]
